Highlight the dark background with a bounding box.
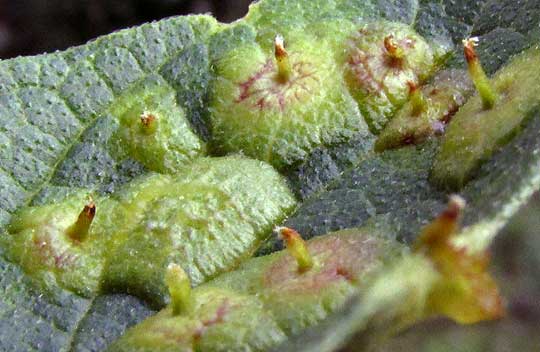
[0,0,252,59]
[1,1,539,351]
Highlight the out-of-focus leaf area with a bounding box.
[0,0,252,59]
[370,193,540,352]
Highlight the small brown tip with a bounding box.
[463,37,479,63]
[384,35,397,53]
[407,80,418,94]
[274,35,292,83]
[414,195,466,251]
[384,35,405,61]
[83,201,96,220]
[140,112,156,127]
[67,198,96,242]
[275,35,288,60]
[277,226,298,243]
[442,194,466,221]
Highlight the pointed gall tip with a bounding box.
[420,193,504,325]
[462,37,497,109]
[140,111,156,126]
[274,34,292,83]
[463,37,479,63]
[167,263,187,279]
[275,226,294,241]
[83,200,96,220]
[140,111,158,135]
[274,35,287,59]
[407,80,418,93]
[67,197,96,242]
[414,195,466,251]
[384,34,405,61]
[276,227,314,273]
[384,35,396,52]
[445,194,466,220]
[165,263,192,316]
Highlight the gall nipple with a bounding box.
[276,226,314,273]
[67,198,96,242]
[274,35,293,83]
[140,111,158,134]
[415,195,505,324]
[414,194,466,250]
[384,35,405,65]
[165,263,193,316]
[463,37,497,110]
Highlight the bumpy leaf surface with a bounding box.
[0,15,221,351]
[1,0,540,351]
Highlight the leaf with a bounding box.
[0,254,90,351]
[108,227,405,351]
[269,9,540,352]
[0,15,220,224]
[1,0,540,351]
[0,14,222,351]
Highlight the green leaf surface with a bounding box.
[263,107,540,352]
[0,14,222,351]
[2,0,540,351]
[0,254,90,352]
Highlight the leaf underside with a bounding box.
[1,0,540,351]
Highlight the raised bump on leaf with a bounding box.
[431,47,540,190]
[104,156,297,306]
[415,195,504,324]
[108,288,286,351]
[209,32,366,169]
[165,263,192,316]
[276,226,313,273]
[375,69,473,152]
[207,228,402,335]
[114,228,400,350]
[66,198,96,242]
[3,191,115,296]
[110,76,205,174]
[344,21,436,133]
[463,37,497,109]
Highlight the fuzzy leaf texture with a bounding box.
[1,0,540,351]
